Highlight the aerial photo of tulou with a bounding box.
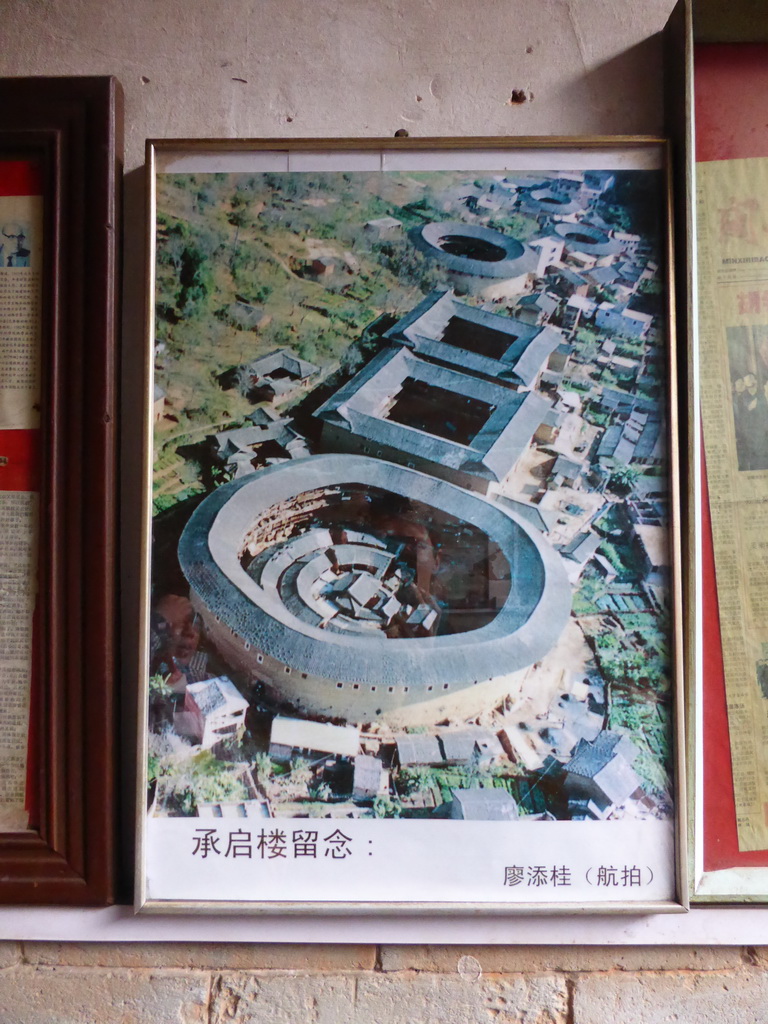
[147,162,674,825]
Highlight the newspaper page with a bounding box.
[0,162,43,832]
[698,157,768,852]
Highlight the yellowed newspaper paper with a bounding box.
[698,157,768,851]
[0,492,37,831]
[0,189,42,832]
[0,193,41,430]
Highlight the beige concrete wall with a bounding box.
[0,941,765,1022]
[2,3,743,1023]
[2,0,675,172]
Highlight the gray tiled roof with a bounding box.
[552,454,581,479]
[554,221,621,257]
[353,754,383,793]
[396,734,442,765]
[178,455,572,690]
[633,417,663,461]
[383,289,563,388]
[560,530,602,564]
[516,291,560,317]
[566,731,638,778]
[494,496,560,534]
[315,347,551,483]
[451,787,519,820]
[439,732,477,762]
[414,221,538,279]
[247,347,318,380]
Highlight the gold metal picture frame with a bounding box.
[137,137,687,914]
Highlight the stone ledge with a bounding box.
[0,966,210,1024]
[0,944,21,970]
[573,967,768,1023]
[209,971,569,1024]
[378,944,746,974]
[22,941,377,971]
[354,973,569,1024]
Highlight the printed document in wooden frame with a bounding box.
[0,76,121,906]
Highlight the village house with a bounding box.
[578,170,616,205]
[439,728,504,766]
[595,301,653,340]
[174,676,249,750]
[558,530,604,583]
[513,290,561,327]
[561,293,597,331]
[226,299,270,332]
[564,731,643,818]
[303,256,335,279]
[529,235,566,276]
[269,716,360,763]
[352,754,386,801]
[363,215,403,241]
[395,733,443,767]
[208,414,309,478]
[549,265,591,300]
[597,408,648,468]
[450,788,519,820]
[240,348,320,403]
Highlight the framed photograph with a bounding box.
[138,137,686,913]
[0,77,121,905]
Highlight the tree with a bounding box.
[254,752,274,785]
[373,794,403,818]
[400,765,436,796]
[178,242,214,313]
[193,769,249,805]
[599,649,649,689]
[608,462,639,496]
[309,780,333,802]
[289,757,313,797]
[574,572,609,614]
[296,338,318,363]
[149,673,173,699]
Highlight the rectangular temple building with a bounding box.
[382,288,566,391]
[315,346,551,495]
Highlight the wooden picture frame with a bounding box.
[0,77,122,905]
[138,137,687,914]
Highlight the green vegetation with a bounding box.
[148,673,173,699]
[147,166,671,821]
[148,739,250,815]
[153,170,461,510]
[373,794,403,818]
[608,462,639,496]
[572,571,608,616]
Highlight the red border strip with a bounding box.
[695,44,768,163]
[701,455,768,868]
[0,159,42,197]
[695,41,768,870]
[0,429,39,492]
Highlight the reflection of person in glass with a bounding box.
[1,223,31,267]
[733,373,768,471]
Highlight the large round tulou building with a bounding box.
[177,454,572,723]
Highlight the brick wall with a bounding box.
[0,942,763,1022]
